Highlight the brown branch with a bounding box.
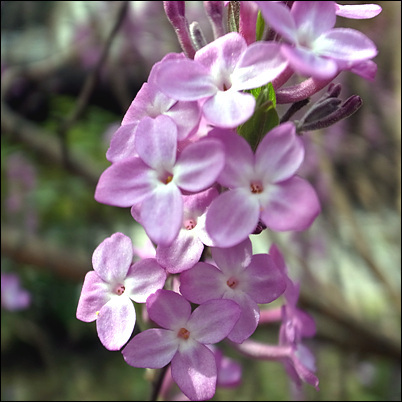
[1,224,89,282]
[1,101,102,187]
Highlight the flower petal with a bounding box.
[165,100,202,140]
[195,32,247,75]
[202,89,256,128]
[140,184,183,246]
[172,344,217,401]
[315,28,378,62]
[209,128,255,189]
[260,176,321,232]
[187,299,241,344]
[226,292,260,343]
[76,271,110,322]
[96,296,135,350]
[94,157,155,207]
[255,122,304,183]
[135,115,177,171]
[232,42,288,90]
[174,138,225,192]
[147,289,191,330]
[243,254,286,303]
[281,45,338,79]
[256,1,298,43]
[106,123,139,163]
[156,230,204,274]
[211,238,253,276]
[180,262,226,304]
[92,233,134,283]
[125,259,166,303]
[206,188,260,248]
[155,59,217,101]
[291,1,336,38]
[122,328,179,368]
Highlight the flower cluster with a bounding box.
[76,1,381,400]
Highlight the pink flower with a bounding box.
[76,233,166,351]
[180,237,286,343]
[270,244,319,390]
[1,273,31,311]
[122,289,241,401]
[95,115,225,246]
[107,54,202,163]
[155,186,220,273]
[205,122,321,248]
[154,32,288,128]
[256,1,378,79]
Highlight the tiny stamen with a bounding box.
[184,218,197,230]
[177,327,190,340]
[250,181,263,194]
[165,175,173,184]
[116,285,125,295]
[227,277,239,289]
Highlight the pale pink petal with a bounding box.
[335,3,382,19]
[209,128,255,189]
[94,157,155,207]
[206,188,260,248]
[172,344,217,401]
[135,115,177,171]
[174,139,225,192]
[156,230,204,274]
[315,28,378,62]
[106,123,138,163]
[96,296,135,350]
[281,45,338,79]
[165,100,202,140]
[155,59,217,101]
[140,184,183,246]
[255,1,298,43]
[187,299,241,344]
[291,1,336,37]
[202,89,256,128]
[125,259,166,303]
[180,262,226,304]
[211,238,253,276]
[121,82,175,124]
[92,232,133,283]
[260,176,321,232]
[243,254,286,303]
[195,32,246,74]
[232,42,288,90]
[147,289,192,330]
[255,122,304,183]
[226,292,260,343]
[122,328,179,368]
[76,271,111,322]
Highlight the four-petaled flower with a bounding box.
[76,233,166,350]
[122,289,241,401]
[180,237,286,343]
[205,122,321,248]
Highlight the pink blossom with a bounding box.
[1,273,31,311]
[153,32,288,128]
[95,115,225,246]
[180,237,286,343]
[205,122,321,248]
[256,1,378,79]
[155,186,220,273]
[76,233,166,350]
[122,289,241,401]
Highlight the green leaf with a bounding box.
[239,83,279,151]
[256,11,265,41]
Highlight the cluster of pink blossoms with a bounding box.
[76,1,381,400]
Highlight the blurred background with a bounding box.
[1,1,400,401]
